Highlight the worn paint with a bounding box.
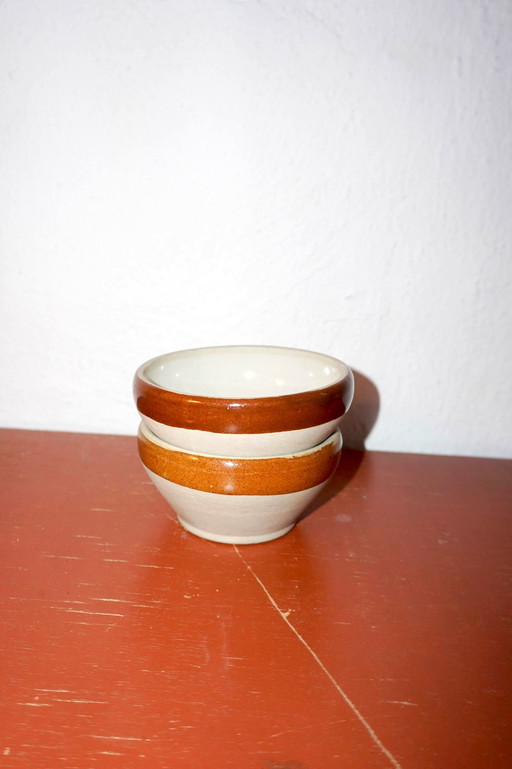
[1,429,512,768]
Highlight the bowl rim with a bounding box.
[138,418,342,460]
[137,345,350,396]
[134,345,354,434]
[137,421,343,495]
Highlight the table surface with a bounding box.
[1,428,511,769]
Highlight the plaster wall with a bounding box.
[1,0,511,457]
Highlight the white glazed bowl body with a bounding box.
[140,414,342,458]
[137,422,343,544]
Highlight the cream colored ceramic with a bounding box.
[140,414,342,458]
[134,345,353,457]
[137,421,343,544]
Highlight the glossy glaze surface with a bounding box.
[134,345,354,435]
[141,413,342,457]
[137,422,342,496]
[146,470,328,544]
[143,345,350,398]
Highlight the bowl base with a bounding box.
[177,517,295,545]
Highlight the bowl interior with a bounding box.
[143,346,348,399]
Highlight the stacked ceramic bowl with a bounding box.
[133,346,354,544]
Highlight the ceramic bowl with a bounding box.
[137,420,343,544]
[133,345,353,457]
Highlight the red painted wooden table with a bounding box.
[1,428,511,768]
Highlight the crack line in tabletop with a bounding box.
[233,545,403,769]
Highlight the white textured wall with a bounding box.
[1,0,511,458]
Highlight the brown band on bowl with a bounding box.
[134,373,353,434]
[138,428,342,496]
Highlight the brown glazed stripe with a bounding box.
[138,427,342,495]
[134,373,354,434]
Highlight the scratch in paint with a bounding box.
[88,735,149,741]
[35,689,72,693]
[52,608,124,617]
[135,564,174,570]
[233,545,403,769]
[53,699,109,705]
